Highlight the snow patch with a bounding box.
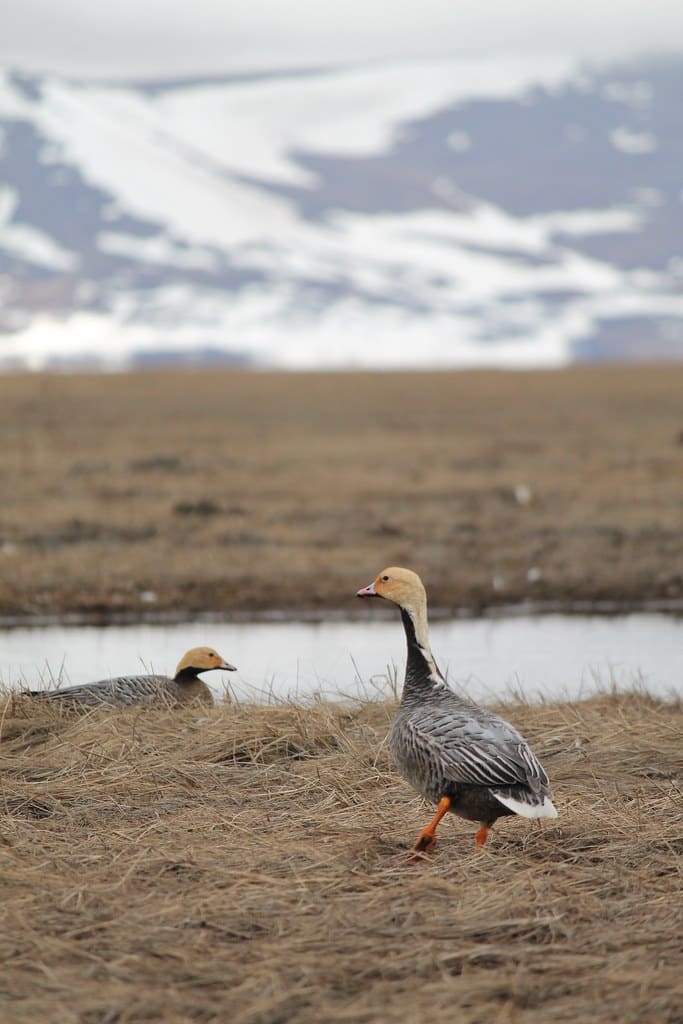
[0,57,579,250]
[603,80,653,109]
[535,206,643,236]
[447,130,471,152]
[610,127,657,154]
[154,57,575,188]
[98,232,219,271]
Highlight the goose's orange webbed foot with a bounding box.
[409,829,437,860]
[408,796,451,862]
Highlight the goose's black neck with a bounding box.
[174,667,201,682]
[399,606,442,694]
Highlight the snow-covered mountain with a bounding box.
[1,54,682,369]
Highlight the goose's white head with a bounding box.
[357,566,427,615]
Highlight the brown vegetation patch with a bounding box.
[1,367,683,617]
[0,692,681,1022]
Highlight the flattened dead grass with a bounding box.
[1,692,681,1023]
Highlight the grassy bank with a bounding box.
[2,366,683,618]
[1,691,681,1022]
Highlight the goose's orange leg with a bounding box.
[475,825,489,849]
[411,796,451,858]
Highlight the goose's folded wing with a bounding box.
[30,674,167,706]
[28,682,111,705]
[404,716,549,792]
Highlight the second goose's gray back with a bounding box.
[35,673,211,708]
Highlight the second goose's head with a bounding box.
[357,567,427,615]
[174,647,237,679]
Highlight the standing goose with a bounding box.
[27,647,236,708]
[357,568,557,853]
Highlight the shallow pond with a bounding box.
[1,611,681,704]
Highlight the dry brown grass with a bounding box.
[1,691,681,1023]
[2,366,683,617]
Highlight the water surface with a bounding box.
[1,612,680,704]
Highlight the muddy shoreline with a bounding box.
[2,595,683,631]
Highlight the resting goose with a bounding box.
[27,647,236,708]
[357,567,557,854]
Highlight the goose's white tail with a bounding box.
[492,792,558,819]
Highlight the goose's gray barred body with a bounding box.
[27,647,236,708]
[358,567,557,852]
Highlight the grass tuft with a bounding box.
[1,691,681,1022]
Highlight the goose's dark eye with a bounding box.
[382,575,389,582]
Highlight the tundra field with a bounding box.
[1,365,682,1023]
[0,691,681,1023]
[0,365,682,618]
